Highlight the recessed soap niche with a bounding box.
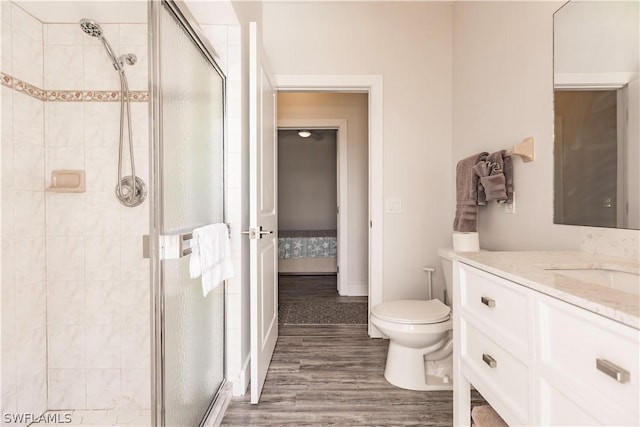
[47,170,86,193]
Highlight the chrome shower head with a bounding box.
[79,19,103,38]
[79,18,125,72]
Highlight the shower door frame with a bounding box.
[148,1,230,425]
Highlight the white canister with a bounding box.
[452,232,480,252]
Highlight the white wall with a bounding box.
[452,1,581,251]
[452,1,640,252]
[278,92,368,290]
[554,0,639,76]
[263,1,454,302]
[278,130,337,231]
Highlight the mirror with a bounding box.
[553,0,640,229]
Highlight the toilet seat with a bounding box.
[371,299,450,324]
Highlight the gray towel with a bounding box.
[453,152,488,232]
[504,152,514,204]
[474,150,508,203]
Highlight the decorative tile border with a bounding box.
[128,91,149,102]
[1,73,13,88]
[1,72,148,102]
[15,79,47,101]
[47,90,84,102]
[84,91,119,102]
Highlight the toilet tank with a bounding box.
[437,248,455,306]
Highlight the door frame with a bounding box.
[278,119,348,295]
[275,74,384,337]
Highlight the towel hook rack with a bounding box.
[508,137,534,162]
[142,223,231,260]
[158,231,194,259]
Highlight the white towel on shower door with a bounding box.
[189,223,234,297]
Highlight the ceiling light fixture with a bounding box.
[297,130,312,138]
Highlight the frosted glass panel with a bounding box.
[159,4,225,426]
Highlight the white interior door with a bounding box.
[249,21,278,404]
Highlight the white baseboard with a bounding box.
[232,354,251,396]
[347,281,368,296]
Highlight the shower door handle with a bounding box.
[143,235,150,258]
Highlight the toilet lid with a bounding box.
[372,299,450,324]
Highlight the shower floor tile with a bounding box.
[33,409,150,427]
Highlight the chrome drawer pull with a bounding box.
[481,296,496,308]
[596,358,629,383]
[482,353,497,368]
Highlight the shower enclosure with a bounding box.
[149,1,228,425]
[1,0,228,425]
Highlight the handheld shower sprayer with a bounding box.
[79,18,146,207]
[79,19,138,73]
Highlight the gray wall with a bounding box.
[278,130,337,230]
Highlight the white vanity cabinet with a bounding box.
[537,294,639,426]
[453,261,640,427]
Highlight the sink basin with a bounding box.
[546,268,640,296]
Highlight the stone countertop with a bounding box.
[452,251,640,330]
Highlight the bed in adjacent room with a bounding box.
[278,229,337,274]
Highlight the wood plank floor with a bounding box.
[221,275,485,426]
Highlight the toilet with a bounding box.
[370,248,456,391]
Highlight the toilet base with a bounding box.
[384,341,453,391]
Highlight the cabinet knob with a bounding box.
[481,296,496,308]
[482,353,497,368]
[596,358,629,383]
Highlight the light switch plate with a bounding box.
[504,192,516,214]
[385,198,402,214]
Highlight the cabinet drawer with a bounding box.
[461,319,529,424]
[538,295,640,422]
[459,264,529,352]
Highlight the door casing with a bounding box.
[275,75,384,337]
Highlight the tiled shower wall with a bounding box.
[2,1,150,416]
[42,22,150,410]
[1,3,48,420]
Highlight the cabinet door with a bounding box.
[539,379,600,426]
[537,294,639,426]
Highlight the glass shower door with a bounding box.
[149,1,226,425]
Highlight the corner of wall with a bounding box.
[231,353,251,396]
